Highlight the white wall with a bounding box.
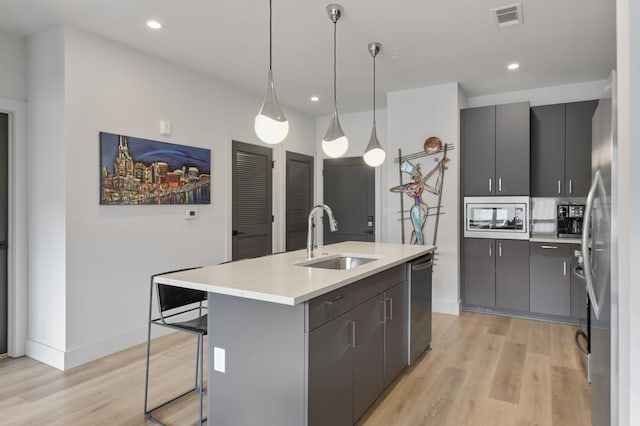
[26,27,68,368]
[0,30,27,102]
[616,0,639,424]
[315,109,387,243]
[27,26,317,369]
[464,79,609,108]
[386,83,461,315]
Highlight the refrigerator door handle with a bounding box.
[582,170,602,320]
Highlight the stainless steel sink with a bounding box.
[300,255,377,270]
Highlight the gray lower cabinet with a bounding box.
[464,238,496,307]
[570,244,588,319]
[384,281,408,386]
[529,243,571,316]
[308,311,354,426]
[352,296,385,422]
[495,240,530,311]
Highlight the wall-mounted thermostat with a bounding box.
[185,209,198,220]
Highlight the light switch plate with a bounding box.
[214,347,225,373]
[185,209,197,220]
[160,120,171,136]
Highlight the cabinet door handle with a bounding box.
[558,180,562,194]
[325,295,344,305]
[498,243,502,257]
[563,261,567,276]
[348,320,356,347]
[569,180,573,194]
[498,178,502,192]
[489,178,492,193]
[489,245,492,257]
[387,298,393,321]
[541,245,558,249]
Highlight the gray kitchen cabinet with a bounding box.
[565,100,598,197]
[495,103,530,195]
[463,238,496,307]
[352,296,385,422]
[529,243,571,316]
[384,281,408,386]
[308,311,354,426]
[462,106,496,196]
[570,244,588,319]
[531,101,597,197]
[495,240,530,312]
[462,102,530,196]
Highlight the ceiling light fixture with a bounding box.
[322,4,348,158]
[310,96,319,102]
[255,0,289,145]
[507,62,520,70]
[146,20,163,30]
[363,42,385,167]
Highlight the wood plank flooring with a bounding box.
[0,312,590,425]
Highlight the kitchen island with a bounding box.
[154,241,435,426]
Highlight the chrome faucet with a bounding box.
[307,204,338,259]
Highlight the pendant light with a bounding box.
[255,0,289,145]
[363,42,385,167]
[322,4,349,158]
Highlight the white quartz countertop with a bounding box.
[529,234,582,245]
[154,242,436,306]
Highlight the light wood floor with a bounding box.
[0,312,590,425]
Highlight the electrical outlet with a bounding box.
[214,347,225,373]
[185,209,197,220]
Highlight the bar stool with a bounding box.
[144,267,207,425]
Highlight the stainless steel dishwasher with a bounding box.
[408,253,433,364]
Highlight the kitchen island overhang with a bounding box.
[153,241,435,426]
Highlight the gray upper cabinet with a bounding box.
[565,101,598,197]
[463,238,496,307]
[462,102,530,196]
[495,103,530,195]
[531,101,597,197]
[462,106,496,196]
[495,240,530,312]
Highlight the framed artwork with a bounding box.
[100,132,211,205]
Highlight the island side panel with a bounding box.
[207,293,307,426]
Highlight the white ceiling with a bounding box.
[0,0,616,116]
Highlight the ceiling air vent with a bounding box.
[492,3,524,28]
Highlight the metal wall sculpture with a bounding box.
[390,137,453,245]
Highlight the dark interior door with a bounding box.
[232,141,272,260]
[0,113,7,354]
[323,157,375,244]
[285,152,314,251]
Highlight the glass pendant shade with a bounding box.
[363,126,385,167]
[255,70,289,144]
[322,108,349,158]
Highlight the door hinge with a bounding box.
[271,160,275,169]
[272,215,275,223]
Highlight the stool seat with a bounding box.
[160,314,208,334]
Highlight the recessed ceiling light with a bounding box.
[507,62,520,70]
[146,20,163,30]
[310,96,319,102]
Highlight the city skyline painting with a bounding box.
[100,132,211,205]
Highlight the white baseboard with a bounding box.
[433,298,460,316]
[26,339,65,370]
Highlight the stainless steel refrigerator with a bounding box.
[583,71,618,426]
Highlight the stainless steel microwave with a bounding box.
[464,196,530,240]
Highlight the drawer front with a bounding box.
[308,286,353,330]
[529,242,571,257]
[352,265,407,306]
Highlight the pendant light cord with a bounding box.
[333,21,337,109]
[269,0,273,71]
[372,53,376,126]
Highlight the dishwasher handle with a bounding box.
[411,257,433,271]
